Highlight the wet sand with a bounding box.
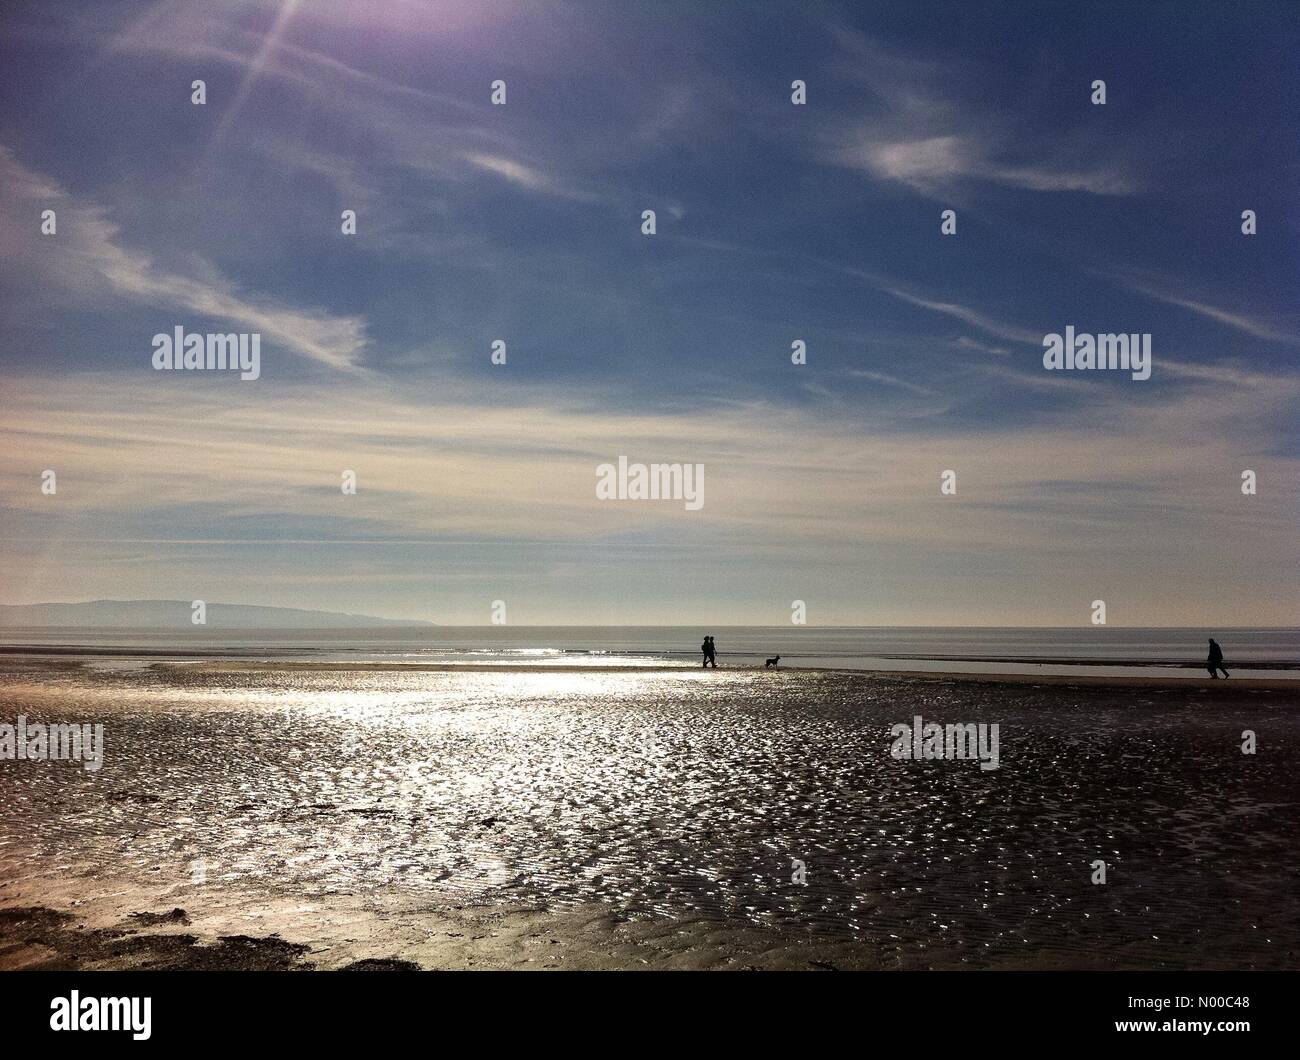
[162,659,1300,690]
[0,890,1091,971]
[1,659,1296,970]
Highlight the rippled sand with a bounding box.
[1,660,1296,969]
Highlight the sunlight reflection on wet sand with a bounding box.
[1,664,1297,967]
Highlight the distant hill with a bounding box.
[0,600,435,629]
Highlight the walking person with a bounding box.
[1206,637,1229,679]
[706,635,718,668]
[701,635,712,668]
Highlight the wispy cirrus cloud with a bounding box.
[1,364,1293,529]
[823,29,1140,198]
[881,286,1043,345]
[954,336,1012,358]
[791,256,1044,348]
[1158,358,1285,388]
[841,133,1136,197]
[843,368,939,396]
[1113,274,1300,345]
[0,146,368,372]
[98,4,601,207]
[456,150,601,202]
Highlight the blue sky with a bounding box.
[0,0,1297,625]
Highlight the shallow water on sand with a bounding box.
[1,663,1297,968]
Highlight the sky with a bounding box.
[0,0,1297,626]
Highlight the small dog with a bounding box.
[765,655,780,668]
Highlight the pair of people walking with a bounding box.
[701,635,718,668]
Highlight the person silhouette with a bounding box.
[1206,638,1229,679]
[701,635,711,668]
[707,635,718,668]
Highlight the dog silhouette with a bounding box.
[765,655,780,668]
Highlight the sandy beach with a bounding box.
[1,657,1297,971]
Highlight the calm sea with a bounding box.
[2,626,1297,678]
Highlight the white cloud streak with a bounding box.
[0,146,368,372]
